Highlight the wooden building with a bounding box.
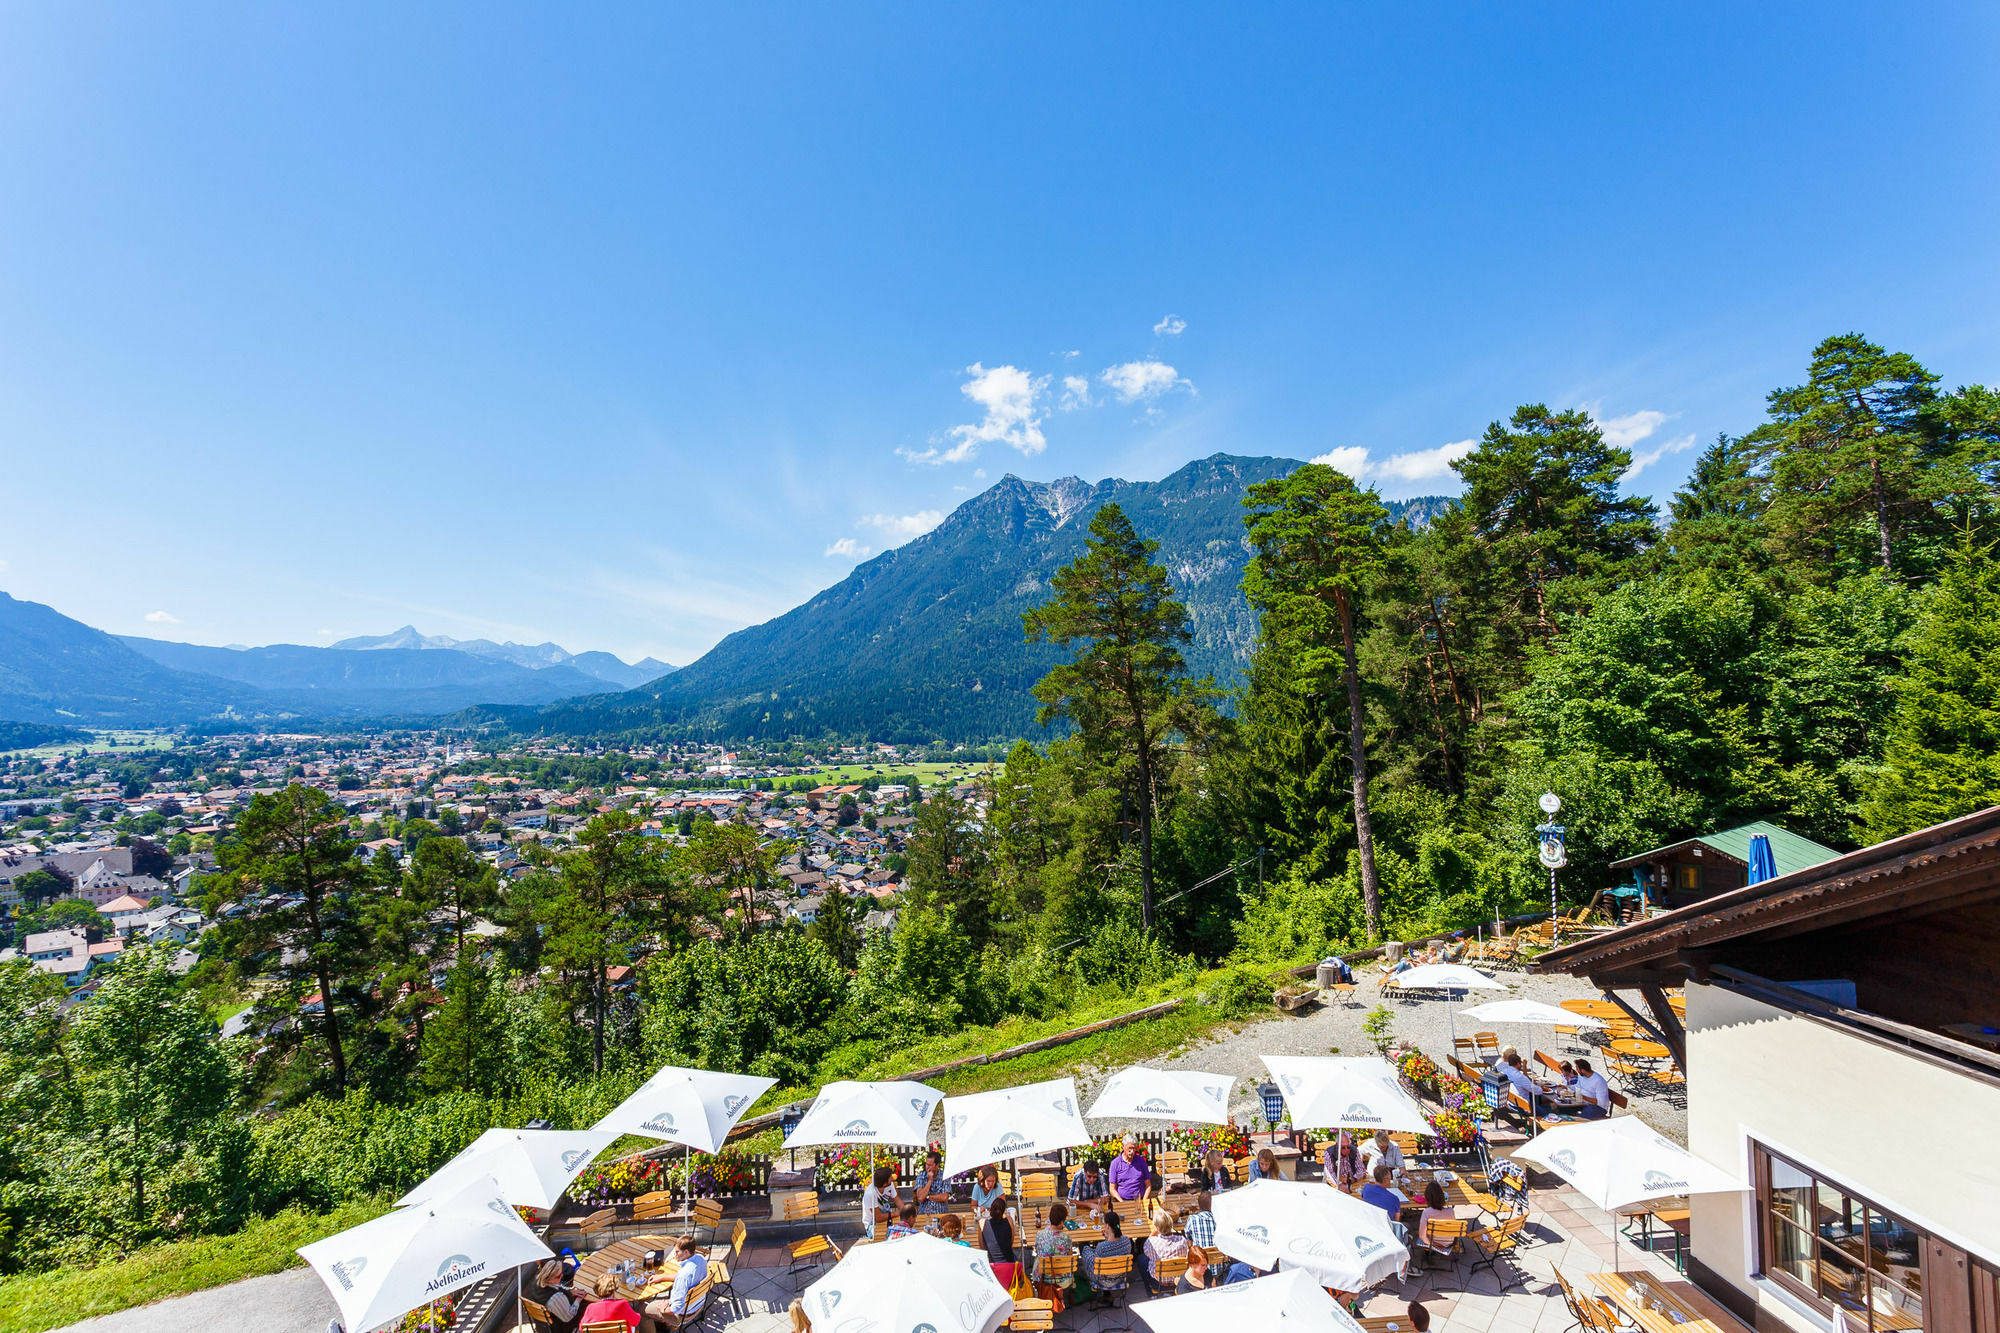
[1607,819,1840,910]
[1534,806,2000,1332]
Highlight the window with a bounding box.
[1676,863,1702,895]
[1752,1143,1926,1330]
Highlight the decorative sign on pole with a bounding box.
[1257,1081,1285,1143]
[1536,792,1565,942]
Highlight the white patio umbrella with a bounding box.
[1085,1066,1236,1123]
[398,1127,617,1210]
[593,1065,778,1154]
[593,1065,777,1225]
[940,1076,1091,1180]
[299,1177,552,1333]
[800,1232,1014,1333]
[1211,1180,1409,1291]
[1132,1268,1368,1333]
[1514,1115,1741,1214]
[1388,963,1506,1043]
[783,1079,942,1149]
[1458,998,1605,1028]
[1259,1056,1434,1135]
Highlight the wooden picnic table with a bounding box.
[1592,1271,1751,1332]
[573,1235,681,1301]
[1562,1000,1624,1018]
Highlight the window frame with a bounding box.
[1751,1141,1928,1332]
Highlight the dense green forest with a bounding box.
[1,333,1994,1277]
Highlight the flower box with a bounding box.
[1273,985,1318,1013]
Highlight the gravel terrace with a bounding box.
[1074,963,1689,1146]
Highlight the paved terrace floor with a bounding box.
[518,1187,1736,1333]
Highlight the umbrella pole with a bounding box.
[683,1144,691,1228]
[516,1267,523,1333]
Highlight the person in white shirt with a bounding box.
[860,1165,899,1239]
[1499,1053,1540,1105]
[1359,1129,1405,1180]
[1571,1058,1612,1119]
[544,1276,583,1333]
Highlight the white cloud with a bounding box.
[1309,446,1373,479]
[0,559,9,575]
[316,628,335,638]
[1375,438,1476,483]
[1593,408,1671,452]
[144,610,181,624]
[973,469,987,479]
[1100,359,1190,403]
[824,537,871,559]
[1624,432,1698,479]
[1059,375,1091,410]
[1153,314,1187,337]
[859,510,945,543]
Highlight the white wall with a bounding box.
[1684,983,2000,1330]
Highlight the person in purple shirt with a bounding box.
[1107,1135,1154,1201]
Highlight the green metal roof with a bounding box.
[1608,819,1842,874]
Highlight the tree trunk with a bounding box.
[313,951,347,1098]
[1339,594,1382,939]
[1870,454,1894,574]
[133,1154,145,1236]
[1128,683,1157,932]
[591,957,605,1075]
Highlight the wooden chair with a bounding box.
[687,1196,725,1244]
[1467,1215,1529,1289]
[706,1221,748,1314]
[521,1298,556,1332]
[1533,1050,1566,1078]
[577,1206,618,1243]
[1151,1253,1189,1293]
[1473,1032,1500,1062]
[1008,1298,1056,1330]
[707,1217,747,1265]
[1609,1089,1630,1112]
[1461,1180,1520,1222]
[1553,1266,1622,1333]
[1157,1150,1193,1191]
[1035,1250,1077,1291]
[581,1323,629,1333]
[1553,1024,1586,1051]
[1021,1173,1059,1204]
[1453,1035,1480,1064]
[1418,1216,1473,1274]
[782,1193,843,1273]
[1092,1250,1137,1323]
[1325,980,1359,1005]
[676,1275,717,1330]
[632,1189,677,1223]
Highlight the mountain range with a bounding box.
[0,455,1451,737]
[0,593,674,727]
[473,454,1453,742]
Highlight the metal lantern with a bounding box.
[1257,1080,1285,1142]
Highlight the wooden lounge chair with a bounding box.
[782,1193,842,1273]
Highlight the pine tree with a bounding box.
[419,956,514,1097]
[1860,533,2000,838]
[1243,464,1389,938]
[1023,503,1207,930]
[809,884,865,969]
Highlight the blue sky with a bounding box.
[2,5,1996,665]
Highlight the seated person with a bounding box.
[1323,1130,1361,1192]
[1405,1301,1432,1331]
[1141,1209,1190,1295]
[1192,1149,1235,1193]
[1247,1147,1280,1183]
[981,1202,1018,1270]
[860,1164,900,1240]
[1182,1191,1216,1248]
[1176,1245,1210,1294]
[938,1213,969,1245]
[1359,1164,1406,1222]
[544,1273,584,1333]
[1067,1159,1108,1202]
[1359,1129,1404,1180]
[1499,1052,1540,1102]
[971,1164,1006,1215]
[1081,1211,1131,1300]
[887,1201,922,1239]
[643,1234,708,1330]
[1032,1202,1076,1301]
[578,1273,643,1333]
[1417,1181,1458,1254]
[1571,1058,1612,1119]
[911,1149,953,1214]
[1108,1136,1154,1201]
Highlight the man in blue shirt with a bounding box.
[1359,1165,1405,1223]
[1183,1191,1216,1248]
[1068,1160,1108,1202]
[645,1234,707,1329]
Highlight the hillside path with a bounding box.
[54,1266,336,1333]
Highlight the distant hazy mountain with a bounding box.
[331,626,673,687]
[0,592,258,725]
[475,454,1454,743]
[117,638,617,713]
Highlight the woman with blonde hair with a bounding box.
[1140,1208,1189,1296]
[788,1298,812,1332]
